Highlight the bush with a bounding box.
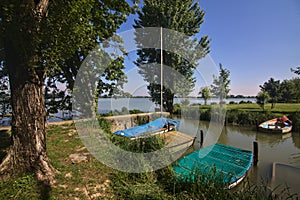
[288,112,300,131]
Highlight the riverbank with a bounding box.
[175,103,300,131]
[0,122,298,199]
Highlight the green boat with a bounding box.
[173,143,253,189]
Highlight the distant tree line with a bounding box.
[256,68,300,109]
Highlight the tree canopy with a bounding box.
[258,77,300,104]
[210,63,230,103]
[259,78,280,108]
[133,0,210,114]
[256,91,270,111]
[0,0,136,184]
[199,86,211,105]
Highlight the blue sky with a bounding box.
[117,0,300,96]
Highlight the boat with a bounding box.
[173,143,253,189]
[258,115,292,134]
[113,117,180,139]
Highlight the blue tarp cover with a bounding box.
[113,117,180,138]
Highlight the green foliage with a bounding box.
[0,0,136,114]
[210,63,231,102]
[199,86,212,105]
[288,112,300,131]
[259,77,300,104]
[97,117,112,134]
[256,91,270,111]
[134,0,210,114]
[260,78,280,109]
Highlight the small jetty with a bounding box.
[163,131,196,153]
[271,162,300,196]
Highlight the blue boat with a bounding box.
[173,143,253,188]
[113,117,180,139]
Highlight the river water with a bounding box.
[178,118,300,195]
[97,97,256,113]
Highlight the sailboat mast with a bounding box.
[160,27,163,115]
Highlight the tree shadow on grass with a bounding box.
[38,181,52,200]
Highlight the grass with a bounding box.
[192,103,300,113]
[0,122,298,199]
[225,103,300,113]
[177,103,300,129]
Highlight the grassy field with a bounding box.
[224,103,300,113]
[193,103,300,113]
[177,103,300,128]
[0,123,298,199]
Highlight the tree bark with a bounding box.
[0,0,56,185]
[0,78,57,185]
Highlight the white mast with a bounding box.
[160,27,163,115]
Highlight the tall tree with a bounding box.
[0,0,134,184]
[210,63,230,103]
[199,86,211,105]
[134,0,210,114]
[278,79,296,103]
[256,91,270,111]
[260,78,280,109]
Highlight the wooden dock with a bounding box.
[271,162,300,196]
[162,131,196,153]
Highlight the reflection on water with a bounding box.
[178,118,300,193]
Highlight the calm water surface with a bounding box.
[178,118,300,194]
[97,97,256,113]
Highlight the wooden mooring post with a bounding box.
[253,141,258,166]
[197,129,204,148]
[200,130,204,147]
[255,119,259,132]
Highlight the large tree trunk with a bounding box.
[0,0,56,185]
[0,78,56,185]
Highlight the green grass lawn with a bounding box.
[224,103,300,113]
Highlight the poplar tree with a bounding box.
[210,63,231,103]
[134,0,210,114]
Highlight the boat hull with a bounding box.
[258,118,292,134]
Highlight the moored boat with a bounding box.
[258,115,292,134]
[113,117,180,139]
[173,143,253,189]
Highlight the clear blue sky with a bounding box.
[117,0,300,96]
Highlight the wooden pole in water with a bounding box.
[253,141,258,166]
[200,130,204,147]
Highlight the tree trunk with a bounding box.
[0,79,56,185]
[0,0,56,185]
